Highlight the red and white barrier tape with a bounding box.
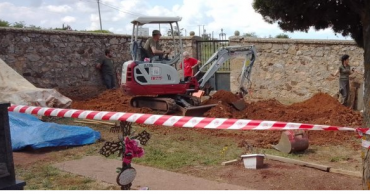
[8,105,359,132]
[356,128,370,149]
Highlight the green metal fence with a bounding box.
[196,40,230,72]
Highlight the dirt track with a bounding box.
[69,89,363,148]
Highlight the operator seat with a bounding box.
[151,53,180,66]
[137,40,150,61]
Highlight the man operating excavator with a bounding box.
[143,30,171,61]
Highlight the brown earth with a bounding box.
[71,89,153,114]
[70,89,363,149]
[13,88,365,190]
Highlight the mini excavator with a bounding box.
[120,16,256,116]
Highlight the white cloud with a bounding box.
[88,14,100,31]
[0,0,348,40]
[62,16,76,23]
[46,5,72,13]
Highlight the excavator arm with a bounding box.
[194,45,257,96]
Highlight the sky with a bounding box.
[0,0,351,40]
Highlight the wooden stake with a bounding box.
[265,154,330,172]
[330,168,361,178]
[221,159,239,166]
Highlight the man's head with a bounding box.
[152,30,161,40]
[183,51,190,59]
[105,49,112,58]
[341,54,350,65]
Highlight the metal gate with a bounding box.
[196,40,230,90]
[196,40,230,71]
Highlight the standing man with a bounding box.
[144,30,170,60]
[332,54,354,106]
[96,49,115,89]
[181,51,201,81]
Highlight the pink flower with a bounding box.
[123,137,144,164]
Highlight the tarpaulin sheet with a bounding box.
[0,58,72,108]
[9,112,101,151]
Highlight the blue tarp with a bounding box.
[9,112,101,151]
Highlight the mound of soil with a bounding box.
[58,86,106,101]
[71,89,152,113]
[68,89,363,148]
[204,91,362,128]
[201,91,363,148]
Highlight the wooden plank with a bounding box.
[329,168,362,178]
[265,154,330,172]
[221,159,239,166]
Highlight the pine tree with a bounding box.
[253,0,370,189]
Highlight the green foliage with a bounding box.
[0,19,10,27]
[85,30,113,34]
[252,0,366,48]
[12,21,26,28]
[28,25,42,30]
[243,32,258,38]
[275,33,290,39]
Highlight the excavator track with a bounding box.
[130,96,178,114]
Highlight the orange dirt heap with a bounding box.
[203,91,362,128]
[71,89,152,113]
[69,89,363,148]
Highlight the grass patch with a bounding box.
[132,126,244,170]
[13,117,362,189]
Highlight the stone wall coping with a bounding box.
[229,36,357,45]
[0,27,199,41]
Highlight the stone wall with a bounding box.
[0,27,198,89]
[229,37,364,104]
[0,27,365,105]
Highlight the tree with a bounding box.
[0,19,10,27]
[12,21,26,28]
[243,32,258,38]
[275,33,290,39]
[253,0,370,189]
[28,25,42,30]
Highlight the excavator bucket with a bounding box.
[178,104,218,117]
[272,130,309,154]
[230,99,246,111]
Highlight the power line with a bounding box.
[98,1,145,17]
[82,0,144,17]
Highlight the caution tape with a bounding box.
[355,128,370,149]
[8,104,359,132]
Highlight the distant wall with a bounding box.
[0,27,365,106]
[0,27,198,89]
[229,37,364,104]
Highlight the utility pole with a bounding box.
[97,0,102,31]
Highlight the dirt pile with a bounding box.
[200,91,363,148]
[71,89,152,113]
[68,89,362,148]
[204,91,362,128]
